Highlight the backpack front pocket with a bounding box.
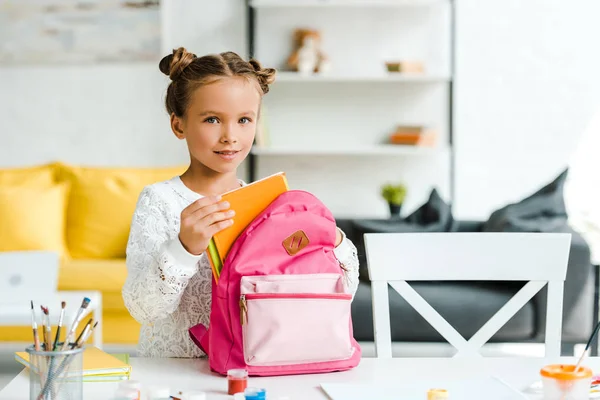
[239,274,353,367]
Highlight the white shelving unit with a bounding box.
[250,0,444,8]
[274,71,450,83]
[246,0,454,218]
[251,144,446,156]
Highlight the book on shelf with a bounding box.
[389,125,437,147]
[15,346,132,382]
[207,172,289,282]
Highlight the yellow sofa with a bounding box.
[0,162,186,344]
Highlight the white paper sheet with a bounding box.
[320,376,530,400]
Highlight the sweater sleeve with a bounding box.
[333,227,360,299]
[122,186,202,324]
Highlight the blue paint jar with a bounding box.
[243,387,266,400]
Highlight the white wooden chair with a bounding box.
[363,232,571,359]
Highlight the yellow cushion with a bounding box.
[0,163,57,187]
[102,292,129,313]
[103,313,140,344]
[58,164,186,259]
[59,258,127,293]
[59,259,129,312]
[0,183,68,255]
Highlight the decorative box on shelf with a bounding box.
[385,61,425,74]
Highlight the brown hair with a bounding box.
[158,47,276,117]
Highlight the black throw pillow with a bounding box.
[482,169,569,233]
[403,188,455,232]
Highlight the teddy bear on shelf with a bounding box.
[286,28,331,75]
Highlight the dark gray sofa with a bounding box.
[337,218,595,355]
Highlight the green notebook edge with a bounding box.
[207,238,222,280]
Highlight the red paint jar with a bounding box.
[227,369,248,395]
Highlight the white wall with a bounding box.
[0,0,246,170]
[1,0,600,220]
[454,0,600,219]
[0,64,183,167]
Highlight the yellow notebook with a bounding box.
[208,172,289,281]
[15,346,131,382]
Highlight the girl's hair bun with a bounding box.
[159,47,197,81]
[249,59,277,94]
[160,49,276,117]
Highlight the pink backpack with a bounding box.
[189,190,362,376]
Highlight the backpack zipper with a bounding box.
[239,294,247,326]
[244,293,351,300]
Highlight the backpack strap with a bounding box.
[189,323,209,355]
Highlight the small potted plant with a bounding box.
[381,183,407,218]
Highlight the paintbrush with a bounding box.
[44,306,52,351]
[40,306,52,351]
[30,301,41,351]
[87,321,99,342]
[81,321,97,345]
[52,301,66,351]
[61,297,91,351]
[30,302,49,396]
[574,319,600,372]
[71,318,93,349]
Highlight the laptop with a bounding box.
[0,251,59,305]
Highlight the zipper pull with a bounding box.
[239,294,247,326]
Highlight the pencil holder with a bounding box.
[26,344,84,400]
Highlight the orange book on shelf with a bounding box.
[207,172,289,282]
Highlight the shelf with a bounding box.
[274,71,450,83]
[251,144,445,156]
[250,0,445,8]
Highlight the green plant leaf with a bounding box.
[381,183,407,205]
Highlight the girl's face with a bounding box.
[172,76,261,175]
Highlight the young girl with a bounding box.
[122,48,360,358]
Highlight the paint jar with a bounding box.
[540,364,593,400]
[227,369,248,395]
[244,387,266,400]
[118,380,142,400]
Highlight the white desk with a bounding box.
[0,356,597,399]
[0,291,103,348]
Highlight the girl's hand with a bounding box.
[178,195,235,255]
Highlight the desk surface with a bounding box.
[0,356,595,399]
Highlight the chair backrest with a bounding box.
[0,251,60,304]
[363,232,571,359]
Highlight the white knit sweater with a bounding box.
[122,177,361,358]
